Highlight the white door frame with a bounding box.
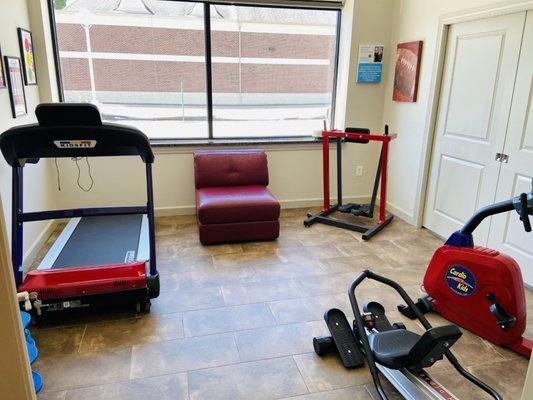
[414,0,533,228]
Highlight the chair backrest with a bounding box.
[194,149,269,188]
[407,325,462,368]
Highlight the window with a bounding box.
[50,0,340,141]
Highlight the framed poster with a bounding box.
[18,28,37,85]
[0,46,5,89]
[357,44,384,83]
[5,56,27,118]
[393,41,423,102]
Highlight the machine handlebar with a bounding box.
[514,180,533,233]
[461,179,533,236]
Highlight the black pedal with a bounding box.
[363,302,393,332]
[324,308,364,368]
[338,203,356,213]
[350,204,372,218]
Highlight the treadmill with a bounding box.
[0,103,159,314]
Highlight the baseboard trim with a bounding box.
[156,205,196,216]
[154,195,372,217]
[386,201,414,225]
[23,220,58,267]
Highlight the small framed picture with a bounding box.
[18,28,37,85]
[5,56,27,118]
[0,46,6,89]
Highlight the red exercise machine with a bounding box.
[304,126,396,240]
[399,181,533,357]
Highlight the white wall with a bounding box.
[50,0,394,215]
[381,0,528,224]
[0,0,57,266]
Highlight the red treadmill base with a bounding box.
[20,262,148,300]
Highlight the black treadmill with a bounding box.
[0,103,159,314]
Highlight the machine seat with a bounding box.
[368,325,462,370]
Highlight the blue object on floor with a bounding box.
[25,328,36,346]
[20,311,31,329]
[27,342,38,364]
[32,370,43,393]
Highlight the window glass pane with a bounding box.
[210,5,338,138]
[53,0,208,139]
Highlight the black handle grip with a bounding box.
[520,193,532,232]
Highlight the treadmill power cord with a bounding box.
[54,158,61,191]
[54,157,94,192]
[73,157,94,192]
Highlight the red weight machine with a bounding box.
[304,126,396,240]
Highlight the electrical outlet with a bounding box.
[356,165,363,176]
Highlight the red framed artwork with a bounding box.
[393,41,423,102]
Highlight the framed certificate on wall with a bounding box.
[5,56,27,118]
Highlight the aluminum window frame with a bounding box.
[47,0,342,143]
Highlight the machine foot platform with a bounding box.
[324,308,364,368]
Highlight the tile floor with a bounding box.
[32,209,531,400]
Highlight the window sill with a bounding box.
[150,136,323,147]
[149,136,335,153]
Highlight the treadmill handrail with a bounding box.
[0,123,154,166]
[1,103,154,167]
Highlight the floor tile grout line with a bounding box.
[274,384,377,400]
[231,331,243,363]
[291,355,312,395]
[76,324,88,354]
[364,384,378,400]
[56,369,190,396]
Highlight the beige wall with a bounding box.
[381,0,530,224]
[50,0,394,215]
[0,0,57,266]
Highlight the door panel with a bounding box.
[488,12,533,285]
[445,33,504,141]
[433,155,484,224]
[423,12,526,243]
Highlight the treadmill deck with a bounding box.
[38,214,149,270]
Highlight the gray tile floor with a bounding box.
[32,209,531,399]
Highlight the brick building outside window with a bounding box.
[52,0,340,139]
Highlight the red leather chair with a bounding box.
[194,150,280,244]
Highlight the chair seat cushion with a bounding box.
[196,185,280,224]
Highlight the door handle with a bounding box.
[494,153,509,163]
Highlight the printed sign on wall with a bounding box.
[356,44,384,83]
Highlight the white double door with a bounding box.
[424,11,533,285]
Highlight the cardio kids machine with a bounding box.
[398,182,533,357]
[313,270,502,400]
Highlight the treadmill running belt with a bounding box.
[52,215,143,269]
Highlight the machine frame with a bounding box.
[304,128,396,240]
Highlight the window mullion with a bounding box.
[203,2,214,139]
